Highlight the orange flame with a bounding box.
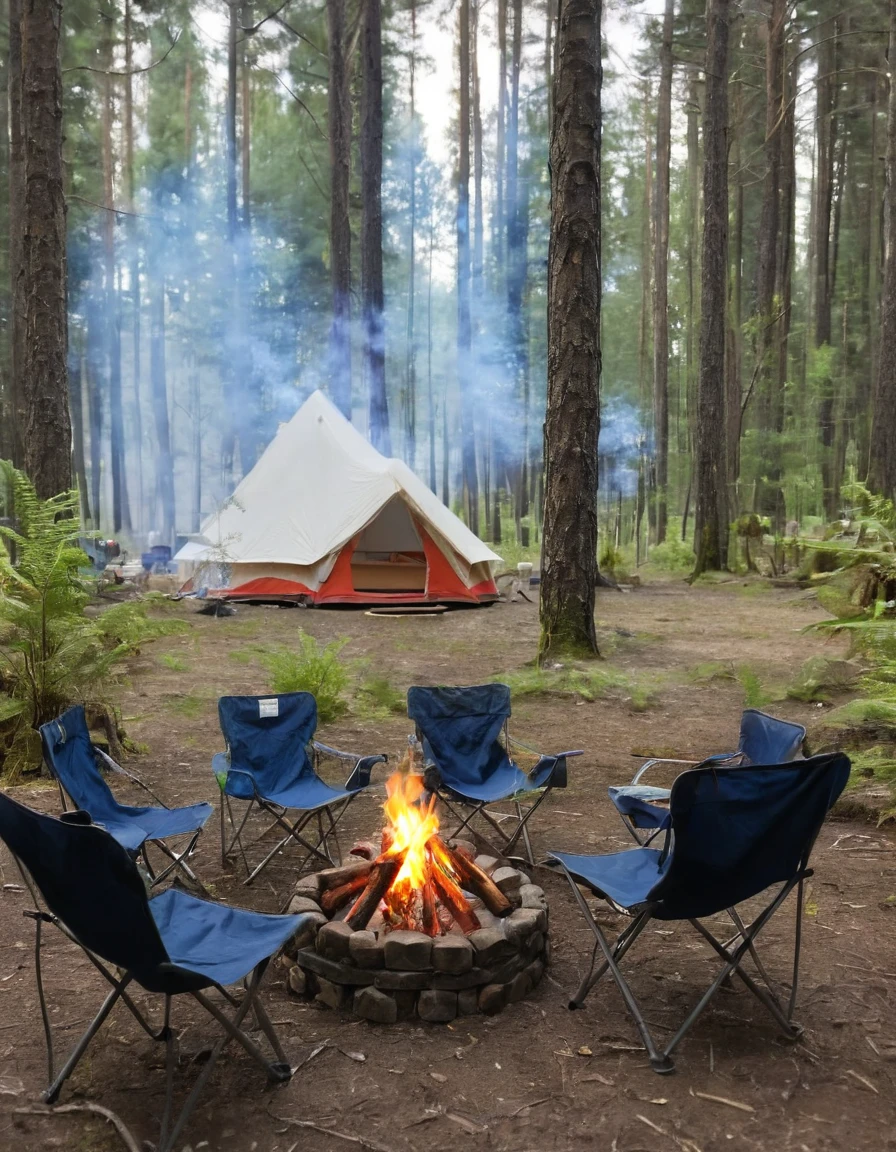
[382,771,439,898]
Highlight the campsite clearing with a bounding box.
[1,577,894,1152]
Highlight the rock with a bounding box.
[286,912,327,954]
[515,871,531,886]
[544,936,553,965]
[287,966,307,996]
[469,927,514,968]
[417,989,457,1023]
[354,986,398,1024]
[491,867,523,897]
[432,935,474,974]
[507,969,532,1003]
[430,968,489,991]
[473,855,499,874]
[526,959,545,988]
[315,977,348,1010]
[383,930,433,971]
[293,874,323,897]
[478,983,507,1015]
[374,969,432,991]
[295,948,375,986]
[393,990,417,1019]
[349,930,385,969]
[287,895,322,915]
[317,919,354,961]
[457,988,480,1016]
[519,884,548,911]
[503,908,542,947]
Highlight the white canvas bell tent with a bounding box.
[174,390,501,606]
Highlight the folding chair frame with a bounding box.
[556,859,809,1073]
[50,746,206,891]
[220,741,385,885]
[15,866,292,1152]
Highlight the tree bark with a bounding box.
[362,0,390,454]
[20,0,70,498]
[815,15,839,518]
[8,0,25,469]
[457,0,478,532]
[86,286,103,526]
[103,11,130,533]
[692,0,730,576]
[327,0,352,418]
[652,0,674,545]
[124,0,143,533]
[149,258,174,543]
[507,0,527,541]
[405,0,418,468]
[869,0,896,501]
[539,0,601,660]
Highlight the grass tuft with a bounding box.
[159,654,189,672]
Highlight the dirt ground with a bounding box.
[2,577,895,1152]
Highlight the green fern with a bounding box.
[0,464,184,774]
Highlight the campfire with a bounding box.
[321,771,512,935]
[282,763,550,1024]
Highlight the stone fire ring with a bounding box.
[279,851,550,1024]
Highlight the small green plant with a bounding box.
[261,630,350,723]
[647,536,695,573]
[160,654,189,672]
[736,665,769,708]
[498,663,655,708]
[355,674,405,717]
[167,694,207,720]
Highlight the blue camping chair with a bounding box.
[0,790,312,1152]
[609,708,807,845]
[40,705,212,888]
[215,692,386,884]
[407,684,583,866]
[550,752,850,1073]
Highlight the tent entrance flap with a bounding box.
[350,498,427,592]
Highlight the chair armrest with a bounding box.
[344,754,388,791]
[95,746,171,808]
[217,764,260,798]
[530,751,583,790]
[630,756,703,786]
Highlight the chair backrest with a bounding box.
[39,705,121,823]
[407,684,513,790]
[738,709,806,765]
[0,790,170,981]
[218,693,318,797]
[647,753,850,919]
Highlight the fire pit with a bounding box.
[280,772,550,1022]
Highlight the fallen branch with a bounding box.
[14,1104,141,1152]
[274,1116,393,1152]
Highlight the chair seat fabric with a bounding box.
[214,752,353,811]
[550,848,670,910]
[444,756,556,803]
[607,786,672,831]
[149,888,308,990]
[95,802,215,853]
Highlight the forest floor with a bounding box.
[1,576,895,1152]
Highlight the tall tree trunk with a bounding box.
[427,203,437,492]
[727,44,742,502]
[405,0,417,467]
[683,65,700,534]
[222,0,239,482]
[86,286,103,525]
[815,16,838,518]
[652,0,674,545]
[0,0,10,465]
[124,0,143,533]
[103,11,130,533]
[457,0,478,532]
[68,333,90,521]
[149,256,174,541]
[362,0,389,454]
[539,0,601,660]
[869,0,896,501]
[327,0,352,418]
[494,0,507,275]
[507,0,527,542]
[472,0,484,303]
[776,47,797,487]
[692,0,730,576]
[8,0,25,468]
[753,0,785,528]
[241,2,251,230]
[20,0,70,498]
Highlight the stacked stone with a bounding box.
[280,854,549,1024]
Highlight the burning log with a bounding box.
[421,878,439,938]
[429,854,481,935]
[320,871,371,915]
[317,859,374,890]
[431,837,513,918]
[345,851,405,931]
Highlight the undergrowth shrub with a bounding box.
[355,674,405,717]
[0,465,185,777]
[646,536,694,573]
[261,630,350,723]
